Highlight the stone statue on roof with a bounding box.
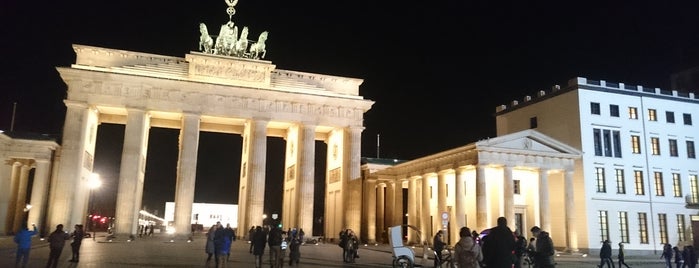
[198,0,269,60]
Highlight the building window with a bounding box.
[654,172,664,196]
[631,135,641,154]
[634,170,645,195]
[610,104,619,117]
[666,111,675,123]
[530,117,538,129]
[651,137,661,155]
[596,167,606,193]
[513,180,521,195]
[648,109,657,121]
[690,175,699,204]
[591,102,601,115]
[615,169,626,194]
[678,214,687,242]
[669,139,678,157]
[688,141,696,159]
[659,213,668,244]
[594,128,622,158]
[684,113,693,125]
[638,213,649,244]
[599,210,609,242]
[619,211,629,243]
[628,107,638,119]
[673,173,682,197]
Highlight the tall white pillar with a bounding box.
[394,180,404,227]
[12,164,31,232]
[476,165,487,232]
[173,113,200,238]
[454,167,467,231]
[28,160,51,231]
[386,181,395,228]
[246,119,268,228]
[298,124,315,234]
[4,162,21,234]
[538,169,551,233]
[0,159,16,234]
[564,170,578,252]
[377,183,385,238]
[408,177,418,244]
[503,165,515,229]
[115,109,151,238]
[366,179,377,243]
[421,173,432,240]
[437,171,447,224]
[345,127,363,234]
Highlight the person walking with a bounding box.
[530,226,555,268]
[252,226,267,268]
[45,224,70,268]
[248,226,256,254]
[205,224,217,267]
[267,225,283,268]
[433,230,446,267]
[617,242,631,268]
[598,240,615,268]
[288,232,302,266]
[224,223,235,262]
[683,245,698,268]
[13,222,38,268]
[214,221,231,268]
[481,217,516,268]
[662,243,673,268]
[514,230,527,268]
[69,224,85,262]
[453,227,483,268]
[673,246,684,268]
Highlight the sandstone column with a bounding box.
[377,183,385,238]
[27,160,51,231]
[394,179,404,228]
[454,167,467,232]
[12,164,31,232]
[173,113,199,238]
[437,170,448,229]
[115,109,150,238]
[476,165,487,232]
[366,179,377,243]
[538,169,551,233]
[564,169,578,252]
[246,119,268,228]
[503,165,515,229]
[386,181,395,228]
[297,124,316,235]
[421,173,432,239]
[4,161,21,234]
[407,177,418,244]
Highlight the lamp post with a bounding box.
[88,173,102,241]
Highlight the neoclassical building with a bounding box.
[360,129,582,252]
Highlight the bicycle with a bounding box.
[433,247,455,268]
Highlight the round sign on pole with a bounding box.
[441,212,449,220]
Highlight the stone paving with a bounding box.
[0,232,667,267]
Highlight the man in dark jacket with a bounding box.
[598,240,614,268]
[530,226,555,268]
[481,217,516,268]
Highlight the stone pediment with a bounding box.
[475,129,581,156]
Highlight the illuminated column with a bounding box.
[366,179,377,243]
[394,180,404,227]
[503,165,515,229]
[476,165,487,232]
[173,113,200,238]
[377,183,385,236]
[421,173,432,240]
[564,170,578,252]
[437,170,448,226]
[246,119,268,228]
[0,160,15,234]
[386,181,395,228]
[115,109,151,238]
[27,160,51,231]
[407,177,418,244]
[298,124,315,234]
[538,169,551,233]
[4,162,21,234]
[347,127,362,182]
[12,164,31,232]
[454,167,467,231]
[345,127,363,234]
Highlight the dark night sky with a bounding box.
[2,0,699,218]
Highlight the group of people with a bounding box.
[338,229,360,262]
[246,225,304,268]
[13,222,85,267]
[431,216,555,268]
[662,242,698,268]
[205,221,236,267]
[598,239,631,268]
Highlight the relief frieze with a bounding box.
[192,64,266,82]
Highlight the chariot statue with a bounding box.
[249,31,268,59]
[197,0,269,60]
[199,23,214,53]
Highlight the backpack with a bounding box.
[457,241,478,266]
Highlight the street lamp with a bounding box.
[88,173,102,241]
[262,214,267,227]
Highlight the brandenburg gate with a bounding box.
[49,42,373,239]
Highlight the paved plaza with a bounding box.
[0,232,667,267]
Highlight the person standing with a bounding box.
[205,224,217,267]
[598,240,614,268]
[69,224,85,262]
[453,227,483,268]
[530,226,555,268]
[288,232,302,266]
[683,245,698,268]
[248,226,256,254]
[433,230,446,267]
[481,217,516,268]
[252,226,267,268]
[514,230,527,268]
[213,221,230,268]
[662,244,673,268]
[13,222,38,267]
[267,225,283,268]
[617,242,630,268]
[46,224,70,268]
[225,223,235,262]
